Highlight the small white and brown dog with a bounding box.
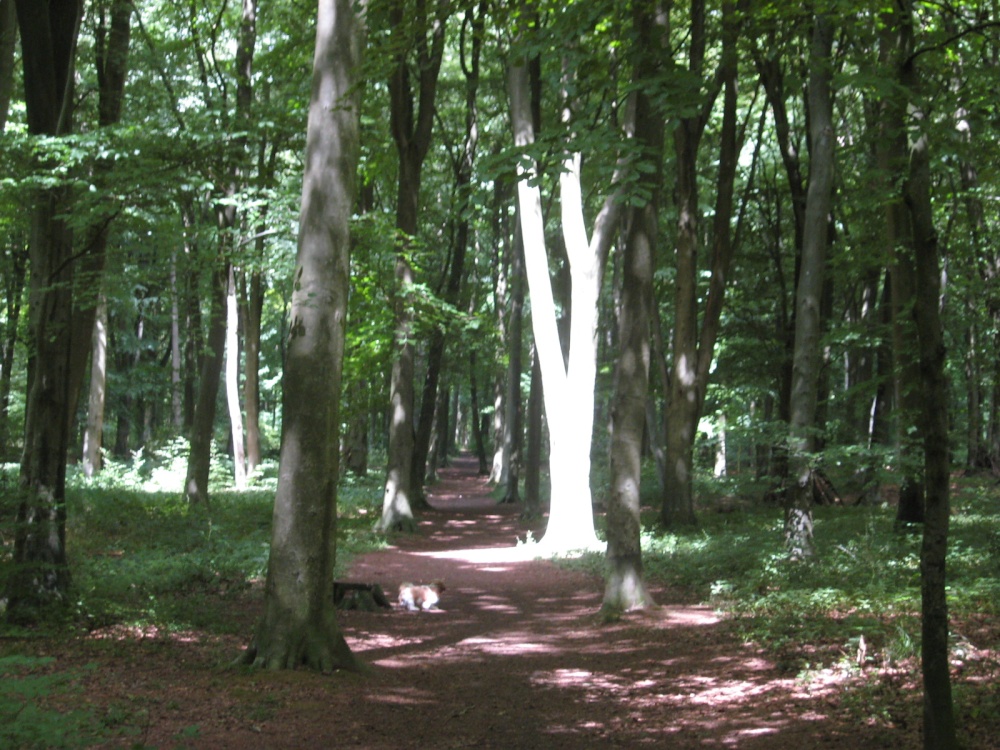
[397,580,445,611]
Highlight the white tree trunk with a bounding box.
[82,294,107,477]
[226,264,247,488]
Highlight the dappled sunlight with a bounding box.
[87,623,212,645]
[414,543,544,564]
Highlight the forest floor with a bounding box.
[23,455,991,748]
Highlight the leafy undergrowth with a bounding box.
[0,461,998,747]
[562,469,1000,737]
[0,461,388,747]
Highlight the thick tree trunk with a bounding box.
[785,13,834,560]
[6,0,83,622]
[244,0,362,672]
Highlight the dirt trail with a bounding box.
[292,455,912,750]
[69,455,922,749]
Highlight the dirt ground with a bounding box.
[33,455,996,748]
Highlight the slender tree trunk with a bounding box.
[241,267,264,473]
[784,13,834,559]
[378,0,447,532]
[500,224,524,504]
[225,264,247,488]
[170,250,184,429]
[0,0,16,131]
[523,346,542,516]
[184,260,229,505]
[879,10,925,527]
[243,0,363,672]
[469,355,489,475]
[82,295,108,476]
[0,237,26,458]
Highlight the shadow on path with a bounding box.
[280,454,916,750]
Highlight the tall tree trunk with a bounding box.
[469,355,489,475]
[412,0,483,494]
[523,345,542,516]
[378,0,447,532]
[0,236,26,458]
[0,0,16,131]
[241,267,264,473]
[243,0,363,672]
[604,0,667,614]
[6,0,83,622]
[500,223,524,503]
[507,8,626,552]
[225,264,247,488]
[896,8,956,745]
[879,9,925,526]
[82,295,108,476]
[784,13,834,559]
[662,0,743,527]
[184,259,229,505]
[66,0,131,437]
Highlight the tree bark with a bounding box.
[6,0,83,622]
[244,0,363,672]
[662,0,742,527]
[784,12,834,559]
[225,264,247,488]
[378,0,447,532]
[82,295,108,477]
[183,258,229,505]
[0,0,16,132]
[604,0,667,615]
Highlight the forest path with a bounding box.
[303,454,909,749]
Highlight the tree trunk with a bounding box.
[784,13,834,560]
[500,223,524,504]
[184,259,229,505]
[662,0,743,528]
[225,264,247,488]
[507,10,626,552]
[241,267,264,474]
[0,236,26,459]
[604,0,667,615]
[879,10,925,527]
[243,0,362,672]
[6,0,83,622]
[82,295,108,476]
[378,0,447,533]
[469,355,489,475]
[0,0,16,131]
[523,346,542,516]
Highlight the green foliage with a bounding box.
[0,656,106,749]
[30,469,389,635]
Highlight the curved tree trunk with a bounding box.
[243,0,363,672]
